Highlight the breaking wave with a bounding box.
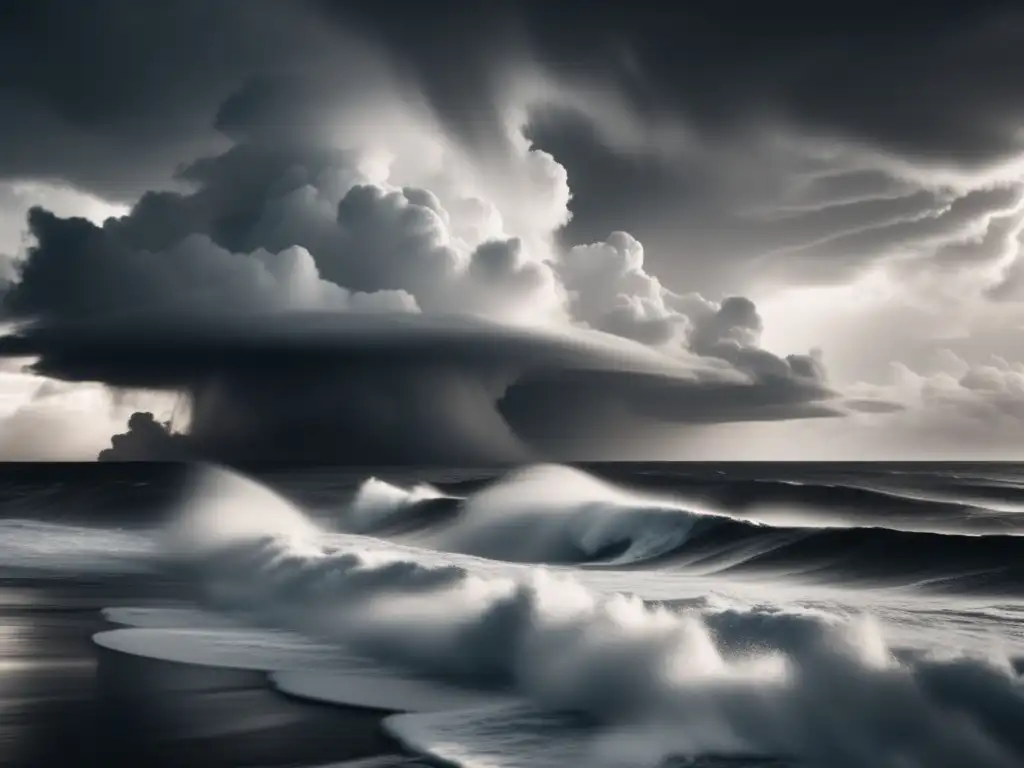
[338,466,714,566]
[3,463,1024,596]
[170,467,1024,768]
[3,465,1023,766]
[334,465,1024,591]
[343,476,461,535]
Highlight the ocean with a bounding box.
[0,462,1023,767]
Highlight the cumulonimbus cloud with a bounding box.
[2,0,929,463]
[0,309,839,463]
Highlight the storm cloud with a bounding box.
[319,1,1024,166]
[0,44,836,464]
[0,310,838,463]
[1,0,1022,459]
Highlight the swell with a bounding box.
[641,519,1024,593]
[338,467,1024,592]
[600,473,1024,535]
[6,464,1021,593]
[0,519,155,575]
[707,480,1024,532]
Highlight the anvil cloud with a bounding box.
[1,0,1022,459]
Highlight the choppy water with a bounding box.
[2,462,1024,768]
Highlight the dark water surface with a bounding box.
[0,579,418,768]
[2,462,1024,768]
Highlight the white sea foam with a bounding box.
[149,466,1024,768]
[3,464,1021,768]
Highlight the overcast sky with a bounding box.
[2,0,1024,461]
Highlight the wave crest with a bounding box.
[173,467,1024,768]
[346,477,447,533]
[332,466,1024,593]
[346,465,720,566]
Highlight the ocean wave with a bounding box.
[336,466,727,567]
[332,466,1024,590]
[0,519,154,575]
[589,465,1024,533]
[344,477,462,535]
[168,467,1024,768]
[4,463,1024,594]
[698,478,1024,533]
[655,520,1024,592]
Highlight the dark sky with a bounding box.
[1,0,1023,461]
